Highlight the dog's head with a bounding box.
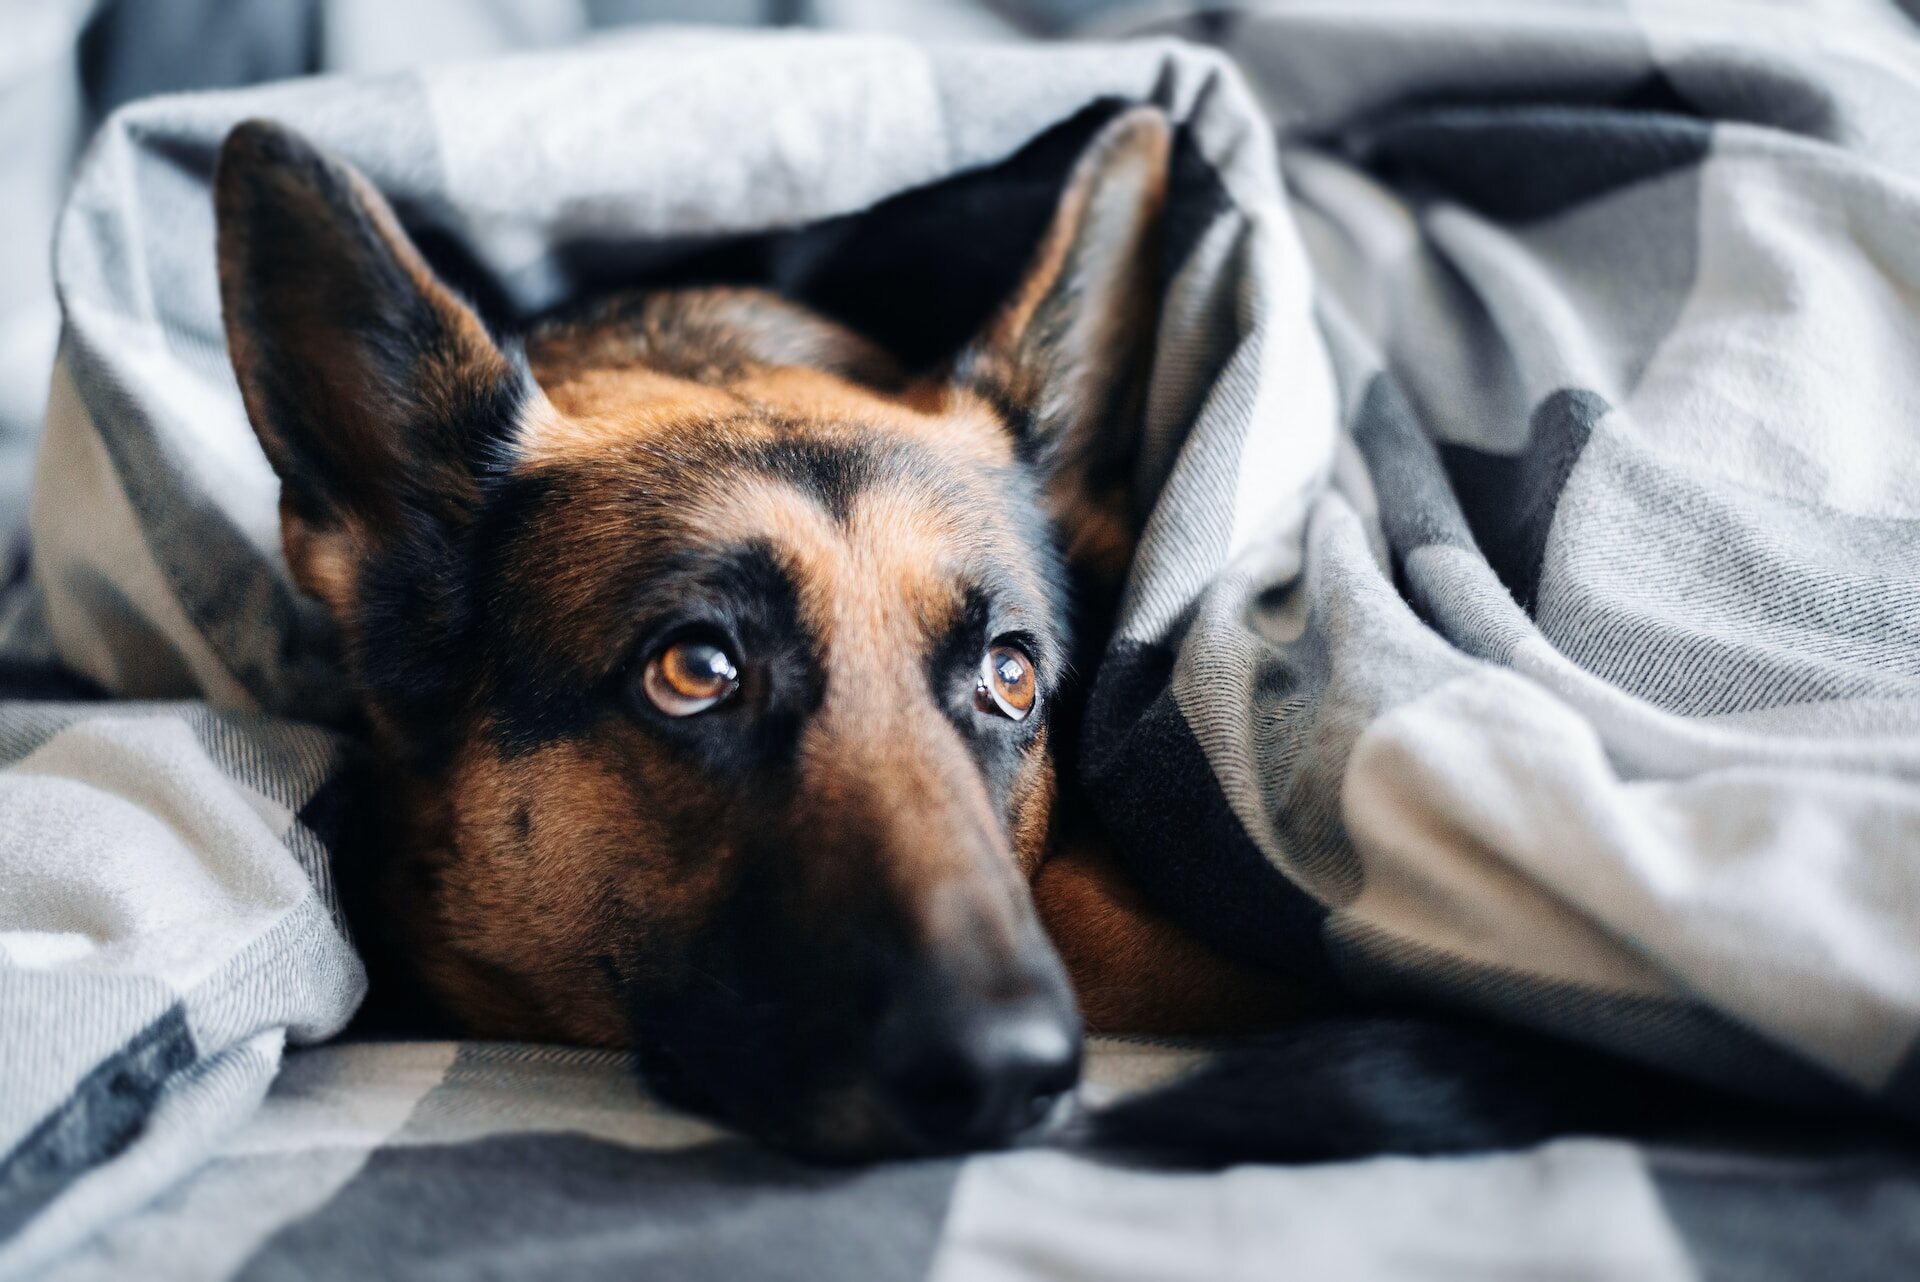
[215,109,1167,1158]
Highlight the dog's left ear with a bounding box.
[214,119,529,614]
[215,119,536,756]
[958,106,1171,585]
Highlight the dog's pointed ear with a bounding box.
[215,119,531,615]
[958,106,1171,582]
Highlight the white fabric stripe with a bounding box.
[927,1140,1697,1282]
[1343,669,1920,1089]
[1618,138,1920,522]
[1,715,343,995]
[1410,542,1920,779]
[29,358,255,709]
[39,1042,456,1282]
[387,1042,725,1152]
[220,1043,460,1160]
[0,1030,284,1282]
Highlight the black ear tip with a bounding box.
[215,118,345,215]
[219,118,314,175]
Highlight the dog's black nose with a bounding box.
[878,997,1082,1150]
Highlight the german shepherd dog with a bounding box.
[212,110,1850,1164]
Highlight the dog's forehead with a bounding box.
[490,382,1057,675]
[507,442,1044,623]
[520,285,1019,472]
[520,360,1017,474]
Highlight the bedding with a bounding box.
[6,2,1920,1277]
[0,0,1031,563]
[34,1040,1920,1281]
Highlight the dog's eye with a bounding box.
[643,638,740,717]
[975,642,1037,721]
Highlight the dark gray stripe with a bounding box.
[1349,371,1478,559]
[1439,387,1604,615]
[0,1004,196,1239]
[1880,1040,1920,1116]
[236,1134,961,1282]
[1353,105,1711,225]
[1082,638,1339,986]
[1654,1153,1920,1282]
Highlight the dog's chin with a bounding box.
[633,1051,1068,1163]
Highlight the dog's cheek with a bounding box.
[438,735,751,1046]
[378,841,588,1043]
[1009,728,1056,878]
[401,743,642,1045]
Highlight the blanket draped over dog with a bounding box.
[6,5,1920,1275]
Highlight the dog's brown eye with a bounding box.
[976,643,1037,721]
[644,639,740,717]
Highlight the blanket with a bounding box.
[0,0,1045,554]
[6,2,1920,1275]
[1092,0,1920,1109]
[37,1040,1920,1281]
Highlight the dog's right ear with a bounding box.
[215,119,531,621]
[956,106,1171,594]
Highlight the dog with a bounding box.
[213,107,1305,1161]
[214,110,1849,1166]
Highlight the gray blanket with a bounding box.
[6,3,1920,1277]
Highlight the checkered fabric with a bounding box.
[7,5,1920,1275]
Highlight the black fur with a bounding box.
[218,121,528,523]
[927,588,995,714]
[963,377,1044,466]
[751,436,883,525]
[350,492,495,767]
[1075,1015,1904,1168]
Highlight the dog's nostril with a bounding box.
[881,1005,1081,1150]
[890,1056,990,1143]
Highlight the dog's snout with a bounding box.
[877,993,1081,1150]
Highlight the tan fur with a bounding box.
[525,304,1019,478]
[277,498,360,615]
[395,732,744,1045]
[1033,842,1305,1033]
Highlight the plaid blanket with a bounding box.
[33,1039,1920,1281]
[7,2,1920,1276]
[1090,0,1920,1109]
